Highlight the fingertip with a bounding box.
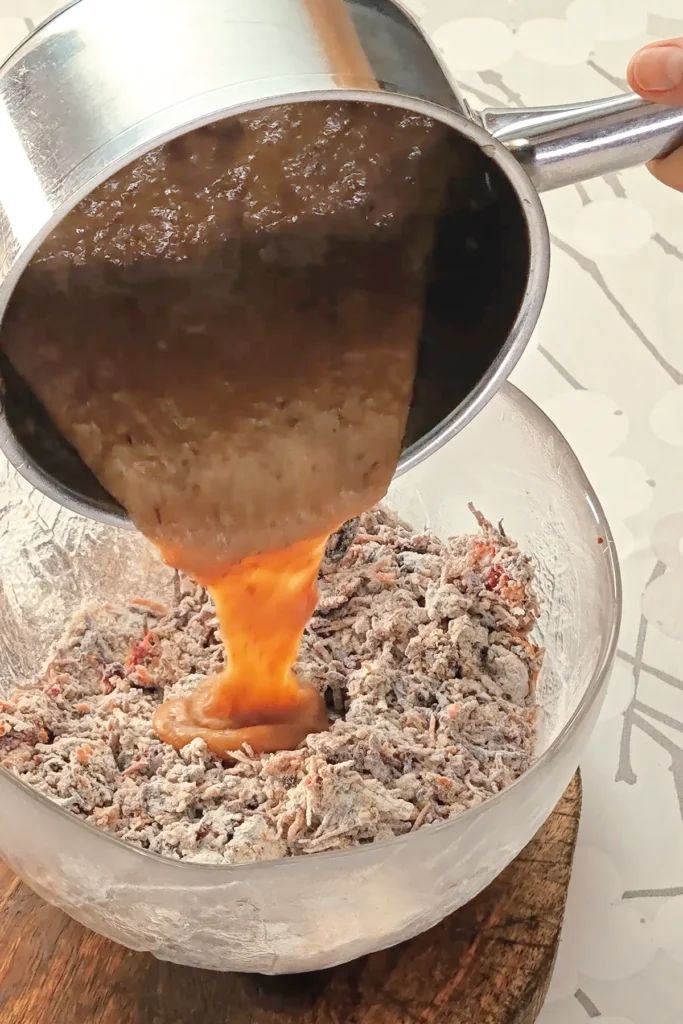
[626,51,642,94]
[628,40,683,106]
[647,148,683,193]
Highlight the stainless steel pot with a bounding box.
[0,0,681,527]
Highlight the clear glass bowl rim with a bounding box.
[0,382,622,874]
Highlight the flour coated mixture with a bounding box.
[0,507,541,864]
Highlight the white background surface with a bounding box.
[2,1,683,1020]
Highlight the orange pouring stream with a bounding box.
[152,535,331,757]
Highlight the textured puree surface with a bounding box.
[2,103,451,571]
[1,101,454,753]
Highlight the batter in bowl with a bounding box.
[0,506,540,861]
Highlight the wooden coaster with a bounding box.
[0,773,580,1024]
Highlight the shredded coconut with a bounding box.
[0,506,541,863]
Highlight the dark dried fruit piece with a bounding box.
[323,518,360,566]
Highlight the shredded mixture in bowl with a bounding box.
[0,507,541,864]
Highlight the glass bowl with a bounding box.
[0,382,620,974]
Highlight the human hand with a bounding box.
[627,39,683,192]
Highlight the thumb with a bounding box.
[628,39,683,106]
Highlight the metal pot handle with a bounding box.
[481,93,683,192]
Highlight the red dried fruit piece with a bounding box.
[485,565,503,590]
[125,631,157,670]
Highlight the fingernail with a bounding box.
[631,45,683,93]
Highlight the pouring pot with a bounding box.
[0,0,681,527]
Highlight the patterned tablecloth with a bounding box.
[2,1,683,1020]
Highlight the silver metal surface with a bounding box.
[482,93,683,191]
[0,0,680,525]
